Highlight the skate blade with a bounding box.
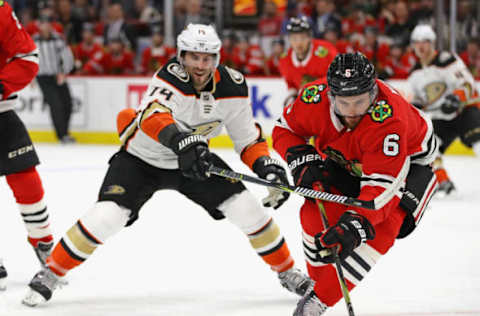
[22,289,47,307]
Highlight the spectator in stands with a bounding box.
[258,1,283,56]
[133,0,162,24]
[455,0,480,52]
[232,33,265,75]
[73,23,104,74]
[323,22,352,53]
[355,26,390,69]
[379,39,413,79]
[130,0,162,36]
[377,0,396,33]
[57,0,83,45]
[175,0,210,37]
[105,37,135,75]
[26,0,64,36]
[72,0,96,22]
[173,0,188,37]
[460,37,480,72]
[265,38,285,76]
[103,3,135,50]
[341,3,377,36]
[220,30,236,68]
[409,0,435,27]
[140,25,175,75]
[385,1,413,48]
[472,51,480,80]
[311,0,342,39]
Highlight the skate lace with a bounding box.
[279,268,310,289]
[34,269,61,291]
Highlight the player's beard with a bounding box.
[191,69,213,91]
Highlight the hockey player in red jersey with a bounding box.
[279,16,337,107]
[408,24,480,197]
[273,53,438,315]
[0,1,55,290]
[22,23,312,306]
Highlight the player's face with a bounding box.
[288,32,311,60]
[183,51,216,88]
[334,92,372,129]
[413,40,434,61]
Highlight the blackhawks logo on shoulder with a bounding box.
[301,84,326,104]
[370,101,393,123]
[314,46,328,58]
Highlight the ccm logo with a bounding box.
[8,145,33,158]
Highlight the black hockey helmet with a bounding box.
[327,52,376,96]
[286,16,312,34]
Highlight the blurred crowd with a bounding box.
[8,0,480,79]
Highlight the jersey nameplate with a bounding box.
[225,66,245,84]
[301,84,326,104]
[370,101,393,123]
[167,63,190,82]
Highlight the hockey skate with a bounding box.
[293,283,327,316]
[32,240,54,267]
[22,268,61,307]
[278,267,313,296]
[435,179,456,198]
[0,262,7,291]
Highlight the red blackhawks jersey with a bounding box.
[278,39,337,92]
[273,79,437,226]
[0,1,39,111]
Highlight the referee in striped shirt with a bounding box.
[34,15,75,144]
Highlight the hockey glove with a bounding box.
[441,94,461,114]
[314,211,375,263]
[252,156,290,209]
[285,144,326,189]
[172,133,212,181]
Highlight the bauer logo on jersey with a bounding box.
[301,84,326,104]
[370,101,393,123]
[104,185,126,195]
[314,46,328,58]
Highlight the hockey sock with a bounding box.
[5,167,53,244]
[248,219,294,272]
[47,220,102,277]
[433,167,450,184]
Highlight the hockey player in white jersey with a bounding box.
[22,24,312,306]
[408,24,480,197]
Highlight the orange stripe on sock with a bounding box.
[47,242,83,276]
[434,168,450,183]
[28,235,53,248]
[261,242,294,272]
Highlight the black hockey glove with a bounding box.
[285,144,326,189]
[314,212,375,263]
[441,94,461,114]
[172,133,212,181]
[252,156,290,209]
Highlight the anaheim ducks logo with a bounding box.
[314,46,328,58]
[370,101,393,123]
[301,84,326,104]
[104,185,126,195]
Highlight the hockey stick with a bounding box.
[208,166,376,210]
[314,184,355,316]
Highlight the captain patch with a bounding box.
[370,101,393,123]
[301,84,325,104]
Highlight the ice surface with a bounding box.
[0,144,479,316]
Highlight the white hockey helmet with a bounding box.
[410,24,436,42]
[176,24,222,67]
